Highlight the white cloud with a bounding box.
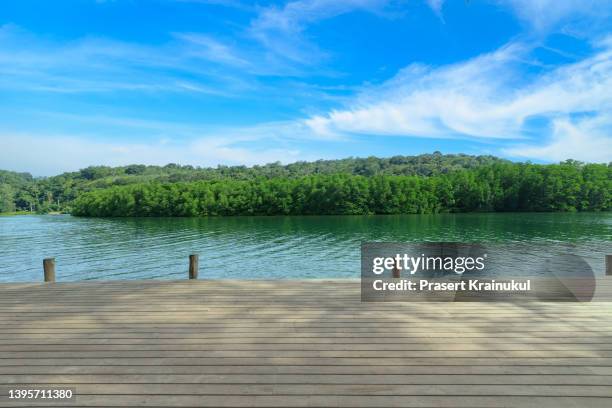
[0,108,331,175]
[0,132,305,176]
[504,116,612,162]
[305,43,524,138]
[249,0,391,64]
[174,33,250,68]
[425,0,444,17]
[2,1,610,168]
[252,0,389,31]
[428,1,608,32]
[499,0,608,32]
[0,26,265,95]
[304,38,612,161]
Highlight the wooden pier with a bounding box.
[1,279,612,407]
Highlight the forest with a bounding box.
[1,153,610,216]
[0,153,504,213]
[71,161,611,216]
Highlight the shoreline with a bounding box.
[2,210,610,219]
[0,211,64,216]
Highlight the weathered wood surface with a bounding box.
[42,258,55,283]
[1,279,612,407]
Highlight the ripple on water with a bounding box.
[0,213,610,282]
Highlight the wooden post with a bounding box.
[392,259,400,279]
[606,255,612,276]
[189,254,199,279]
[43,258,55,282]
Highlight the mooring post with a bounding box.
[189,254,199,279]
[392,259,400,279]
[606,255,612,276]
[43,258,55,282]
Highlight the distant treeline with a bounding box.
[72,162,611,216]
[0,153,505,213]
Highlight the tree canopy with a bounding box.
[71,161,611,217]
[1,154,609,216]
[0,153,505,213]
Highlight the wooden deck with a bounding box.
[1,279,612,407]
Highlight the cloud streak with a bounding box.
[249,0,395,64]
[0,23,303,96]
[499,0,610,32]
[0,109,332,175]
[1,1,610,171]
[0,131,306,176]
[504,116,612,163]
[304,37,612,161]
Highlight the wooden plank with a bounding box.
[0,348,612,356]
[2,365,612,376]
[3,383,612,396]
[2,313,609,320]
[2,312,611,319]
[2,332,610,339]
[0,395,611,408]
[1,279,612,408]
[0,326,602,333]
[3,343,612,351]
[2,308,609,315]
[2,337,612,345]
[2,373,612,385]
[3,357,612,366]
[3,322,612,329]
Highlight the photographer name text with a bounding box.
[372,279,531,292]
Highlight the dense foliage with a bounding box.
[2,154,609,216]
[71,161,611,217]
[0,170,35,213]
[0,153,505,213]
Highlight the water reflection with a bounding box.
[0,213,609,282]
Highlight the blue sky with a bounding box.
[0,0,610,175]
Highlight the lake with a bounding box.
[0,213,610,282]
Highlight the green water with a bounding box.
[0,213,610,281]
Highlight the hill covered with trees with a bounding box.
[73,161,610,216]
[1,153,610,216]
[0,153,505,214]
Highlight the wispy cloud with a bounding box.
[499,0,609,33]
[504,115,612,162]
[248,0,394,64]
[427,1,610,34]
[303,37,612,161]
[0,108,335,175]
[305,43,527,139]
[0,129,308,176]
[174,33,251,68]
[1,0,610,171]
[0,2,430,96]
[425,0,444,19]
[0,23,306,97]
[0,26,249,95]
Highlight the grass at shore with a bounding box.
[0,211,34,216]
[0,211,67,216]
